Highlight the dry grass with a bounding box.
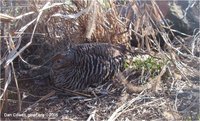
[0,0,199,120]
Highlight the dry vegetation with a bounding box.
[0,0,199,120]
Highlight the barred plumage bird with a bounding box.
[50,43,128,90]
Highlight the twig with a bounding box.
[23,90,56,113]
[86,109,96,121]
[107,91,145,121]
[51,86,92,98]
[4,2,57,67]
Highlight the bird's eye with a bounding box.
[56,59,62,64]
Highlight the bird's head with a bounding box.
[52,49,75,70]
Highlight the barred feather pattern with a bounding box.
[50,43,126,90]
